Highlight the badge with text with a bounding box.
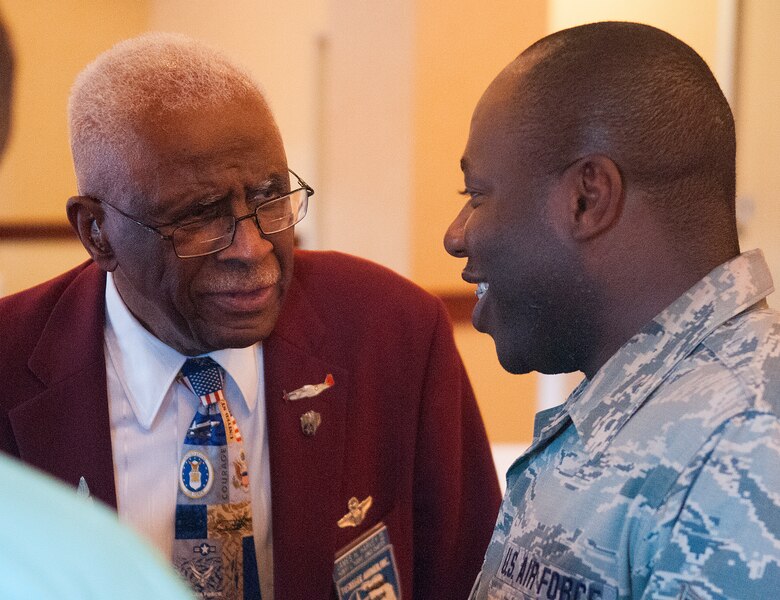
[334,522,401,600]
[490,542,617,600]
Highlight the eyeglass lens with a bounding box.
[171,189,308,258]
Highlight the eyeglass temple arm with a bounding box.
[288,168,314,196]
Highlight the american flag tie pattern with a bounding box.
[173,357,261,599]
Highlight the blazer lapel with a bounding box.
[9,263,117,508]
[264,273,348,598]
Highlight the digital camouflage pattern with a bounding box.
[471,250,780,600]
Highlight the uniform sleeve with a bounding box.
[411,301,502,599]
[640,411,780,600]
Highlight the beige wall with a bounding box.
[0,0,147,294]
[735,1,780,288]
[411,1,548,442]
[411,0,547,293]
[548,0,722,69]
[0,239,86,294]
[0,0,148,221]
[317,0,415,273]
[456,324,539,443]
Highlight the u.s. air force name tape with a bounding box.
[489,542,617,600]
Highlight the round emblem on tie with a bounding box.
[179,450,213,499]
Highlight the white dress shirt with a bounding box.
[104,273,274,599]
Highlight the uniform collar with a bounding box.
[104,273,259,430]
[565,250,774,456]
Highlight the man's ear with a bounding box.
[559,154,624,242]
[66,195,118,271]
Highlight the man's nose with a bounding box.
[444,206,470,258]
[221,212,273,260]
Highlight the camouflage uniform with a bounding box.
[470,250,780,600]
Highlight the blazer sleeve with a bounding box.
[411,300,501,598]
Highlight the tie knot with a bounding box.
[181,357,224,398]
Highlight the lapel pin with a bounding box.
[284,374,335,402]
[77,476,93,503]
[338,495,373,528]
[300,410,322,436]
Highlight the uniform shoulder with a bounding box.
[702,305,780,414]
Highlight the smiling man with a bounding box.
[445,22,780,600]
[0,33,499,599]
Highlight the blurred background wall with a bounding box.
[0,0,777,469]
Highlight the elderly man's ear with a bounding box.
[66,195,118,271]
[557,154,624,242]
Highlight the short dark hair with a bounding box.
[509,22,737,250]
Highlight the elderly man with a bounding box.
[0,34,500,599]
[445,22,780,600]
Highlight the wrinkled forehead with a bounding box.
[133,92,281,163]
[86,93,286,205]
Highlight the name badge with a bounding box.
[333,522,402,600]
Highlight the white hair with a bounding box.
[69,32,267,197]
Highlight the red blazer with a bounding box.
[0,250,500,599]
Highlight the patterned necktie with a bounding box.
[173,357,261,600]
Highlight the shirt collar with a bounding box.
[565,249,774,455]
[104,273,259,430]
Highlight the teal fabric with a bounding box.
[0,454,193,599]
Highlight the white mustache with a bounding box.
[202,268,280,293]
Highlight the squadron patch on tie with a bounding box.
[173,538,225,598]
[180,450,213,499]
